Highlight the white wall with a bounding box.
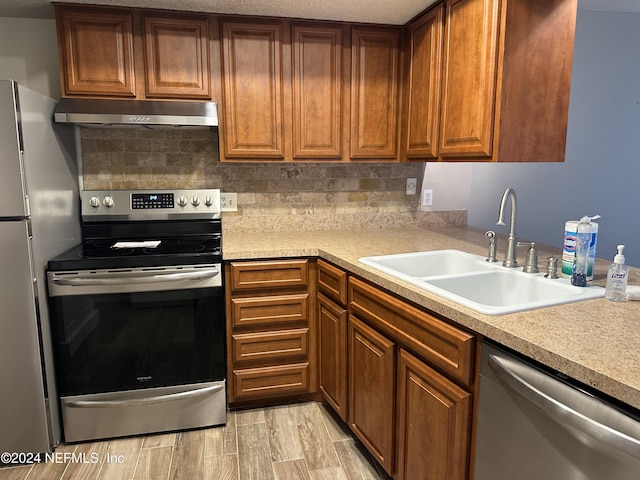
[423,7,640,267]
[0,17,60,98]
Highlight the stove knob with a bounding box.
[204,196,213,206]
[89,196,101,208]
[191,196,200,206]
[178,195,188,207]
[102,196,114,208]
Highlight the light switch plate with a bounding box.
[406,178,417,195]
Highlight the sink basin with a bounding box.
[359,249,604,315]
[423,270,604,315]
[359,249,498,279]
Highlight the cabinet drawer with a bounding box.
[318,259,348,305]
[230,293,309,328]
[232,328,309,364]
[232,362,310,400]
[229,260,309,291]
[348,276,475,386]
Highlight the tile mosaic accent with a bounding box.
[79,128,465,231]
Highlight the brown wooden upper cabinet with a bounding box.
[292,25,345,159]
[401,4,444,160]
[402,0,577,162]
[56,7,136,97]
[55,6,211,99]
[220,21,348,161]
[219,20,401,162]
[143,15,210,99]
[351,28,400,159]
[56,1,578,162]
[220,21,286,160]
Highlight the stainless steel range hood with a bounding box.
[54,98,218,129]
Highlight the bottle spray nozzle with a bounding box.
[614,245,626,264]
[579,214,601,224]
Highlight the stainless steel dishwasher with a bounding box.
[474,341,640,480]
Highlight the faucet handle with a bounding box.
[517,241,539,273]
[485,231,498,262]
[544,255,559,279]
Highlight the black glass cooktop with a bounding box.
[48,235,222,271]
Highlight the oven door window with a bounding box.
[49,287,225,397]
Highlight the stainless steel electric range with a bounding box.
[46,189,226,443]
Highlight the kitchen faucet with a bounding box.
[496,187,518,267]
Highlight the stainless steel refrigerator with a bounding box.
[0,80,80,453]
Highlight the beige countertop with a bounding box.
[222,225,640,411]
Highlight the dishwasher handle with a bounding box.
[488,353,640,461]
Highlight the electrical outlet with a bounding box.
[406,178,417,195]
[220,192,238,212]
[422,189,433,207]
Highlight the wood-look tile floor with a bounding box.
[0,402,392,480]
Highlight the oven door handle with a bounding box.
[52,269,219,286]
[65,384,224,408]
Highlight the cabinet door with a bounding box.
[221,22,285,159]
[292,25,344,159]
[402,5,444,160]
[396,349,472,480]
[57,8,136,97]
[143,16,210,99]
[348,315,395,474]
[350,28,400,159]
[318,294,347,420]
[439,0,500,158]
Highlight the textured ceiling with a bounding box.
[0,0,439,24]
[1,0,639,24]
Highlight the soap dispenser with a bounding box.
[605,245,629,301]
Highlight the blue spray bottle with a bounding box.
[571,216,591,287]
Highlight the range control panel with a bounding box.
[81,189,221,220]
[131,192,175,209]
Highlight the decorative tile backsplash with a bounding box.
[80,128,465,232]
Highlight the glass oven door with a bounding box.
[47,264,225,397]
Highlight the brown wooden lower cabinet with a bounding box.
[227,258,477,479]
[348,314,396,475]
[396,348,472,480]
[343,275,476,479]
[318,293,348,420]
[226,259,316,405]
